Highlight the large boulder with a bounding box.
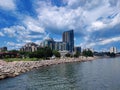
[0,60,7,66]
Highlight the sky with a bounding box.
[0,0,120,51]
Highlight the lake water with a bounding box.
[0,57,120,90]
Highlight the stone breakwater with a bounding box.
[0,57,95,80]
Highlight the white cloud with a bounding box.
[96,22,105,28]
[0,32,4,36]
[110,13,120,26]
[88,21,106,32]
[2,24,46,45]
[84,36,120,48]
[3,27,16,37]
[36,1,85,35]
[88,13,120,32]
[7,42,24,50]
[100,36,120,45]
[0,0,16,10]
[34,0,120,36]
[23,17,45,33]
[1,0,120,50]
[3,25,28,37]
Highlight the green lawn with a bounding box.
[4,58,40,62]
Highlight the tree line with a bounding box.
[8,47,94,59]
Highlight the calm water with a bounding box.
[0,57,120,90]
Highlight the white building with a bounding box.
[110,47,117,54]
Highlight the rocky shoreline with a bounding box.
[0,57,96,80]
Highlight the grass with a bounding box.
[4,58,40,62]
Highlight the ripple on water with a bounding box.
[1,58,120,90]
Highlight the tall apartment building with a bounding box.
[110,47,117,54]
[40,30,74,53]
[62,30,74,52]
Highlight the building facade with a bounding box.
[62,30,74,52]
[40,38,55,50]
[0,47,7,52]
[55,42,68,51]
[40,38,68,51]
[20,43,38,52]
[41,30,74,52]
[74,46,81,53]
[110,47,117,54]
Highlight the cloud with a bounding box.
[0,0,120,50]
[90,21,106,31]
[100,36,120,45]
[0,32,4,36]
[88,13,120,32]
[2,22,46,44]
[35,0,120,35]
[84,36,120,48]
[35,0,85,36]
[0,0,16,10]
[23,16,45,33]
[3,25,27,37]
[7,42,24,50]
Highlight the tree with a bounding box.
[53,50,61,58]
[29,47,53,59]
[44,47,53,58]
[9,50,19,53]
[82,49,93,57]
[19,51,30,58]
[65,53,71,57]
[107,52,116,57]
[74,51,80,58]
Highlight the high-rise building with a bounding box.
[55,42,68,51]
[110,47,117,54]
[40,37,55,50]
[62,30,74,52]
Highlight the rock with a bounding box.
[0,75,6,79]
[0,57,96,80]
[14,72,20,76]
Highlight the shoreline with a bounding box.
[0,57,97,80]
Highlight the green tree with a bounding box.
[74,51,80,58]
[107,52,116,57]
[9,50,19,53]
[82,49,93,57]
[53,50,61,58]
[44,47,53,58]
[19,51,30,58]
[29,47,53,59]
[65,53,71,57]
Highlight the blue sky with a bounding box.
[0,0,120,51]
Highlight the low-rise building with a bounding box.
[74,46,81,53]
[40,37,55,50]
[20,43,39,52]
[0,47,7,52]
[55,42,68,51]
[59,50,69,57]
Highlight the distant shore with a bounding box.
[0,56,98,80]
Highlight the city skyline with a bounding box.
[0,0,120,51]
